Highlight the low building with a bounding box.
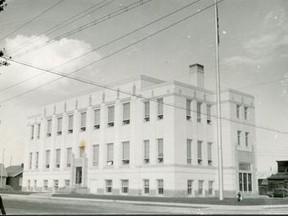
[22,64,257,197]
[266,161,288,192]
[6,164,23,191]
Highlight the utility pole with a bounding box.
[215,0,224,200]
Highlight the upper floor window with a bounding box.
[197,102,202,122]
[30,125,34,140]
[37,124,41,139]
[207,104,212,124]
[157,138,164,163]
[197,141,202,165]
[245,132,249,146]
[92,145,99,166]
[94,109,100,129]
[47,119,52,137]
[68,115,73,133]
[106,143,114,166]
[143,140,150,164]
[236,104,240,119]
[187,139,192,164]
[122,141,130,165]
[157,98,163,120]
[144,101,150,122]
[80,112,86,131]
[35,152,39,169]
[186,99,192,121]
[122,102,130,125]
[57,117,62,135]
[244,106,248,120]
[66,148,72,167]
[29,152,32,169]
[55,149,61,168]
[107,106,115,127]
[237,130,241,145]
[208,142,212,166]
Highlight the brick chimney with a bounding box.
[189,63,204,88]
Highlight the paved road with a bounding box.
[1,194,288,215]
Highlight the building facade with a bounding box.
[22,64,257,197]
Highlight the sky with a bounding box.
[0,0,287,177]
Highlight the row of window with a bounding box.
[26,179,214,196]
[28,139,213,170]
[237,130,250,146]
[236,104,250,120]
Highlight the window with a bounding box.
[106,143,114,165]
[157,138,164,163]
[66,148,72,167]
[208,142,212,166]
[197,102,202,122]
[187,180,193,195]
[237,130,241,145]
[105,180,112,193]
[45,150,50,168]
[236,104,240,119]
[92,145,99,166]
[57,117,62,135]
[47,119,52,137]
[157,98,163,120]
[35,152,39,169]
[239,163,252,192]
[187,139,192,164]
[80,112,86,131]
[107,106,115,127]
[29,152,32,169]
[208,181,213,195]
[197,141,202,165]
[198,180,203,195]
[121,180,129,194]
[37,124,41,139]
[244,106,248,120]
[55,149,61,168]
[143,179,149,194]
[143,140,149,164]
[207,104,212,124]
[122,141,130,165]
[68,115,73,133]
[27,180,31,190]
[31,125,34,139]
[144,101,150,122]
[34,180,37,190]
[65,180,70,187]
[245,132,249,146]
[43,180,48,191]
[94,109,100,129]
[54,180,59,191]
[122,102,130,125]
[157,179,164,195]
[186,99,191,120]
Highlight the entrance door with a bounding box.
[75,167,82,184]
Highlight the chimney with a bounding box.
[189,63,204,88]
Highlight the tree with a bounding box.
[0,0,7,12]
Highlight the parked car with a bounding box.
[273,188,288,198]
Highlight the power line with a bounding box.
[0,0,64,42]
[13,0,152,58]
[0,0,202,93]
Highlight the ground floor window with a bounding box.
[198,180,204,195]
[65,180,70,187]
[157,179,164,195]
[106,180,112,193]
[43,180,48,191]
[27,180,31,190]
[54,180,59,191]
[187,180,193,195]
[239,172,252,192]
[121,180,129,194]
[143,179,149,194]
[208,181,213,195]
[34,180,37,191]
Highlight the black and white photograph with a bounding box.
[0,0,288,215]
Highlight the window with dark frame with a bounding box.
[144,101,150,122]
[107,106,115,127]
[122,102,130,125]
[186,99,192,120]
[157,98,163,120]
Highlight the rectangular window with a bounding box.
[243,173,247,191]
[27,180,31,190]
[94,109,100,129]
[239,173,243,191]
[157,138,164,163]
[186,99,191,120]
[47,119,52,137]
[68,115,73,133]
[37,124,41,139]
[65,180,70,187]
[208,181,213,195]
[122,141,130,165]
[236,104,240,119]
[106,143,114,165]
[197,141,202,165]
[244,106,248,120]
[105,180,112,193]
[144,101,150,122]
[80,112,86,131]
[245,132,249,146]
[187,139,192,164]
[55,149,61,168]
[237,130,241,145]
[187,180,193,195]
[34,180,37,190]
[208,142,212,166]
[248,173,252,191]
[57,117,62,135]
[157,98,163,120]
[122,102,130,125]
[198,180,203,195]
[29,152,32,169]
[143,140,150,164]
[107,106,115,127]
[92,145,99,166]
[35,152,39,169]
[66,148,72,167]
[197,102,202,122]
[143,179,149,194]
[54,180,59,191]
[121,179,129,194]
[207,104,212,124]
[157,179,164,195]
[31,125,34,139]
[43,180,48,191]
[45,150,50,168]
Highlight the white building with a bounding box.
[22,64,257,197]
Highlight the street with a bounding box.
[1,194,288,215]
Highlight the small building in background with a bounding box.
[266,161,288,192]
[6,164,24,191]
[0,163,7,187]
